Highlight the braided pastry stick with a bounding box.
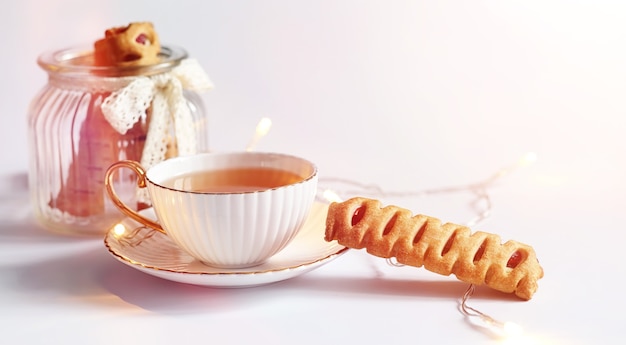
[325,197,544,300]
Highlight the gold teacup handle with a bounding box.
[105,160,165,234]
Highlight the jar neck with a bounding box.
[39,44,188,92]
[47,71,164,93]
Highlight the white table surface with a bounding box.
[1,1,625,344]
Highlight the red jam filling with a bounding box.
[352,206,365,226]
[507,250,524,268]
[135,33,149,45]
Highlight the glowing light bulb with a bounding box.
[520,151,538,166]
[246,117,272,151]
[255,117,272,136]
[502,321,524,337]
[113,223,126,237]
[470,314,524,339]
[322,189,342,203]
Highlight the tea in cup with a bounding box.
[105,152,318,268]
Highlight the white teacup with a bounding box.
[105,152,318,268]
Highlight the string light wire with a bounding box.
[318,152,537,339]
[460,284,524,339]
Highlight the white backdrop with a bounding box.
[2,1,625,188]
[1,1,625,344]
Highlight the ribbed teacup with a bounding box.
[105,152,318,268]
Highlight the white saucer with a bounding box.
[104,201,348,288]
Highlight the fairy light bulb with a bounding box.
[113,223,126,237]
[256,117,272,136]
[322,189,343,203]
[521,151,537,166]
[246,117,272,151]
[502,321,524,337]
[469,313,524,338]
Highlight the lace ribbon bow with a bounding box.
[101,58,214,171]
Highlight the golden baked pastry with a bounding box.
[94,22,160,66]
[325,197,544,300]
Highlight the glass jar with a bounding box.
[28,45,209,236]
